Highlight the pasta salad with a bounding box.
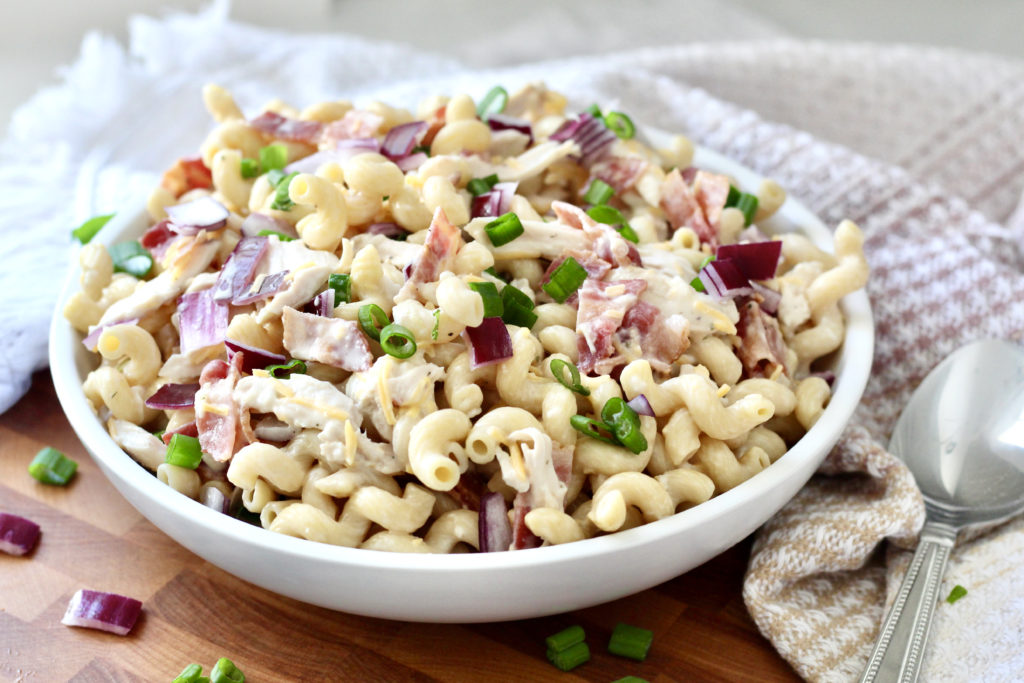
[65,83,868,554]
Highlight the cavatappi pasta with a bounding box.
[68,83,868,553]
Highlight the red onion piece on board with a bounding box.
[166,196,229,234]
[249,111,324,144]
[213,236,268,303]
[395,152,428,172]
[550,113,616,166]
[478,492,512,552]
[231,270,289,306]
[626,394,655,417]
[487,113,533,142]
[61,589,143,636]
[471,182,517,218]
[225,338,286,374]
[716,240,783,281]
[382,121,428,159]
[240,213,298,239]
[311,288,335,317]
[144,383,200,410]
[698,259,755,299]
[0,512,41,556]
[178,288,228,354]
[463,317,513,369]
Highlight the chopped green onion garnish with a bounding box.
[411,144,431,155]
[431,309,441,340]
[259,144,288,173]
[165,433,203,469]
[467,174,500,196]
[468,281,503,318]
[603,111,635,139]
[153,430,165,442]
[72,213,115,244]
[265,358,306,378]
[379,323,417,359]
[690,254,714,292]
[256,229,295,242]
[108,241,154,278]
[586,205,639,243]
[266,168,286,187]
[734,193,759,226]
[583,179,615,205]
[328,273,352,303]
[172,663,207,683]
[484,212,525,247]
[239,158,260,179]
[725,185,742,208]
[210,657,245,683]
[946,584,968,604]
[546,624,586,652]
[542,257,588,303]
[270,171,300,211]
[358,303,390,341]
[584,103,602,118]
[546,641,590,671]
[500,284,538,328]
[612,677,649,683]
[484,265,511,283]
[601,398,647,454]
[28,447,78,486]
[569,415,618,446]
[607,622,653,661]
[477,85,509,120]
[550,359,590,396]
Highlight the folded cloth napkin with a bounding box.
[4,4,1024,681]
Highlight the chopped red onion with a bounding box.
[61,589,142,636]
[82,318,140,351]
[550,113,616,166]
[680,166,699,184]
[335,137,382,156]
[478,492,511,553]
[178,288,228,354]
[249,111,324,144]
[166,197,229,234]
[463,317,513,369]
[283,137,380,173]
[716,240,783,281]
[201,486,231,515]
[394,152,428,172]
[144,383,200,410]
[382,121,428,159]
[240,212,297,239]
[213,236,268,303]
[470,182,517,219]
[698,259,755,299]
[367,222,408,239]
[0,512,41,556]
[626,394,655,417]
[487,113,533,143]
[310,288,335,317]
[751,281,781,314]
[225,338,286,374]
[231,270,289,306]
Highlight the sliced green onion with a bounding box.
[210,657,245,683]
[358,303,390,341]
[379,323,417,359]
[28,447,78,486]
[431,309,441,340]
[411,144,431,156]
[270,171,300,211]
[259,144,289,173]
[583,179,615,205]
[607,622,653,661]
[165,433,203,469]
[570,415,618,446]
[108,241,154,278]
[72,213,115,244]
[239,158,260,179]
[690,254,715,292]
[735,193,759,226]
[484,212,525,247]
[266,168,286,188]
[546,624,586,652]
[612,677,649,683]
[724,185,742,208]
[172,663,207,683]
[946,584,968,604]
[484,265,511,283]
[467,174,500,196]
[586,205,639,243]
[256,229,295,242]
[500,284,538,328]
[603,111,635,139]
[542,257,588,303]
[584,103,602,118]
[153,430,165,442]
[468,281,503,318]
[550,359,590,396]
[328,273,352,303]
[546,641,590,672]
[265,358,306,379]
[477,86,508,120]
[601,398,648,454]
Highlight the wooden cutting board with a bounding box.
[1,372,798,682]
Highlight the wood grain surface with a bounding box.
[1,372,800,683]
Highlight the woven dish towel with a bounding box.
[4,4,1024,681]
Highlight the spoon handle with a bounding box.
[859,521,957,683]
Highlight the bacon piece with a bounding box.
[140,220,176,262]
[321,109,384,145]
[399,208,462,300]
[576,278,647,374]
[281,307,372,372]
[160,420,198,445]
[543,250,612,283]
[592,156,648,194]
[449,472,486,512]
[661,168,716,248]
[551,200,641,269]
[551,443,574,484]
[249,111,323,145]
[160,156,213,198]
[510,494,543,550]
[618,301,688,373]
[736,300,787,377]
[195,354,244,462]
[693,170,732,230]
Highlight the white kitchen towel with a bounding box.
[3,3,1024,680]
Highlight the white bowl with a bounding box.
[49,142,873,623]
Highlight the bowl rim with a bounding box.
[49,141,874,574]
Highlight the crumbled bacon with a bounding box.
[576,278,647,374]
[617,300,688,373]
[140,220,176,262]
[510,494,543,550]
[543,250,611,283]
[736,300,787,377]
[693,170,731,230]
[551,200,641,269]
[449,472,486,512]
[249,111,323,145]
[160,156,213,198]
[160,420,198,445]
[401,208,462,294]
[281,307,373,372]
[321,109,384,146]
[195,353,245,462]
[661,168,716,248]
[591,156,648,194]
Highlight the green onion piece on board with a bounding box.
[328,273,352,303]
[265,358,307,379]
[165,434,203,469]
[467,174,500,196]
[734,193,759,226]
[603,111,636,139]
[607,622,654,661]
[210,657,245,683]
[601,398,648,454]
[239,158,260,179]
[946,584,968,604]
[546,641,590,672]
[28,447,78,486]
[379,323,417,359]
[468,281,503,318]
[542,257,588,303]
[358,304,390,341]
[476,86,509,120]
[270,171,300,211]
[72,213,115,244]
[172,663,207,683]
[550,359,590,396]
[256,229,295,242]
[484,212,525,247]
[545,625,586,653]
[582,179,614,205]
[258,144,289,173]
[569,415,619,446]
[108,241,154,278]
[611,677,650,683]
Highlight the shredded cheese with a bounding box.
[694,300,738,336]
[344,419,359,467]
[376,357,396,426]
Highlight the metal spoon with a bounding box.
[860,339,1024,682]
